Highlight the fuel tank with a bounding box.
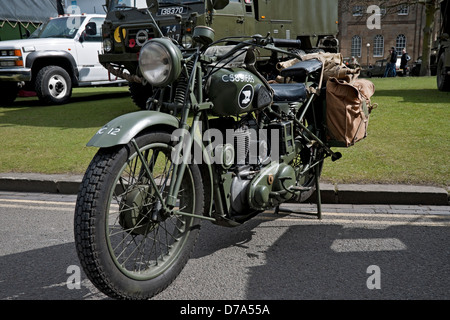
[206,68,272,116]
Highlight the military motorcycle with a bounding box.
[74,4,346,300]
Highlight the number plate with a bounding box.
[162,24,181,41]
[157,7,187,15]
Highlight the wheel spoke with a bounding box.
[74,132,203,299]
[105,140,196,277]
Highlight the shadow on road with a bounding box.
[0,243,106,300]
[188,212,450,300]
[1,211,448,300]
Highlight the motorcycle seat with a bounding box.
[280,58,323,79]
[270,83,307,102]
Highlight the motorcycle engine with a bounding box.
[209,115,296,217]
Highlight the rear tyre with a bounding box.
[0,82,19,106]
[74,131,204,299]
[293,104,325,203]
[437,53,450,92]
[129,82,153,110]
[35,66,72,105]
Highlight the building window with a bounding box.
[373,35,384,57]
[396,34,406,55]
[398,5,409,15]
[351,35,362,57]
[352,6,365,16]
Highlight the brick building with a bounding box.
[338,1,441,67]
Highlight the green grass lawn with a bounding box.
[0,86,136,174]
[0,77,448,187]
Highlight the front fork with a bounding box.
[132,62,217,222]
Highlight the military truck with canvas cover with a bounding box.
[100,0,339,108]
[437,0,450,91]
[0,13,125,105]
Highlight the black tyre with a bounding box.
[437,53,450,92]
[293,104,325,203]
[293,146,324,203]
[129,82,153,110]
[0,82,19,106]
[74,131,204,299]
[35,65,72,105]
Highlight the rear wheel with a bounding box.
[0,82,19,106]
[129,82,153,110]
[293,103,325,203]
[437,53,450,92]
[74,131,204,299]
[35,65,72,104]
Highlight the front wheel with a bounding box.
[437,53,450,92]
[0,82,19,106]
[129,82,153,110]
[35,65,72,105]
[74,131,204,299]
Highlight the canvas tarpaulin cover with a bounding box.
[0,0,61,23]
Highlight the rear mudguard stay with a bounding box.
[86,110,214,217]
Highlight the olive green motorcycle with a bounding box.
[74,1,343,300]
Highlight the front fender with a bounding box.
[87,111,179,148]
[87,109,215,218]
[88,110,217,219]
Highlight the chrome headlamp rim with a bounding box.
[103,38,113,53]
[138,38,182,87]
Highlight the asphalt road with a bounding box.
[0,191,449,302]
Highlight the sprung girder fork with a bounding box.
[130,61,216,222]
[130,133,216,223]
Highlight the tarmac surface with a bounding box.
[0,172,448,206]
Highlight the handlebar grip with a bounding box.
[272,38,302,48]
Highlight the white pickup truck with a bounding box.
[0,14,125,105]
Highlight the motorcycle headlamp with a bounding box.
[139,38,182,87]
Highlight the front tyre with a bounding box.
[35,65,72,105]
[74,131,204,299]
[437,52,450,92]
[129,82,153,110]
[0,82,19,106]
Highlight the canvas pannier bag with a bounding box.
[276,52,361,85]
[326,77,376,147]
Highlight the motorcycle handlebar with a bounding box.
[272,38,302,49]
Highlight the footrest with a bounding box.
[275,164,323,219]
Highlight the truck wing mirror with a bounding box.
[85,22,97,36]
[146,0,159,14]
[207,0,229,11]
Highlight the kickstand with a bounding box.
[275,167,322,220]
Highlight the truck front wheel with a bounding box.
[0,82,19,106]
[129,82,153,110]
[437,52,450,92]
[35,66,72,105]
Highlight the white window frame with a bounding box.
[373,34,384,57]
[398,4,409,15]
[351,35,362,58]
[396,34,406,55]
[352,5,365,16]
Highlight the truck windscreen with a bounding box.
[108,0,203,12]
[29,17,87,39]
